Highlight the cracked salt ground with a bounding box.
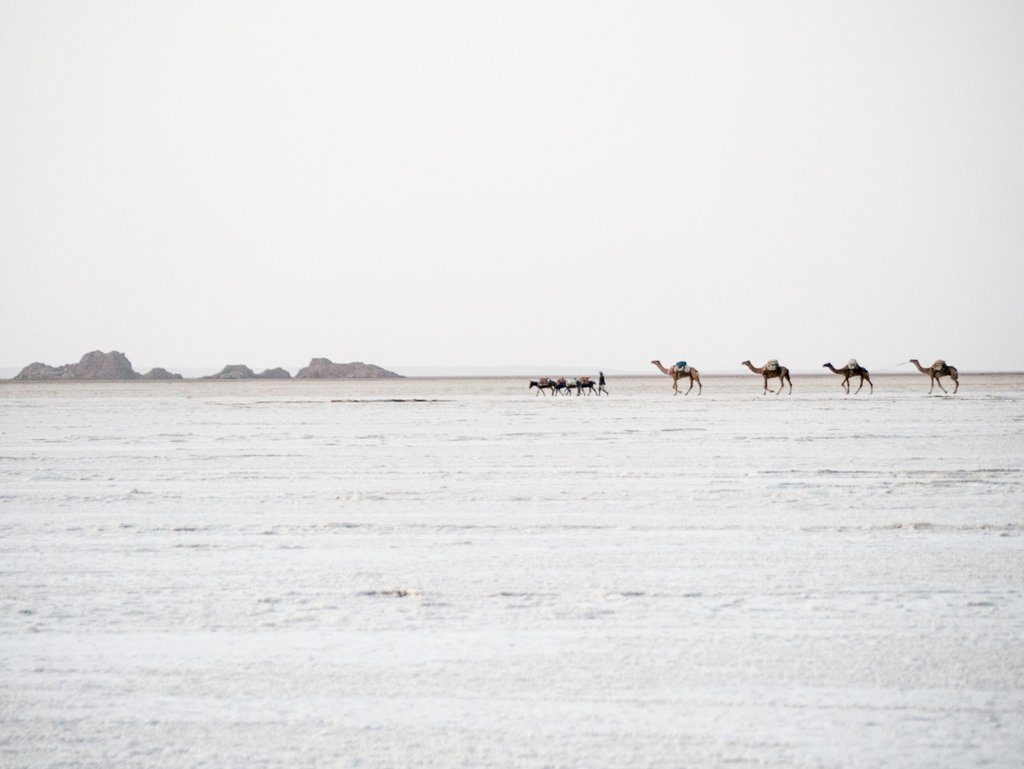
[1,374,1022,768]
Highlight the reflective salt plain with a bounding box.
[1,374,1022,768]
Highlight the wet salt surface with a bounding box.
[1,374,1022,768]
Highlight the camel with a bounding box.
[529,378,556,396]
[822,359,873,394]
[741,360,792,394]
[553,377,571,395]
[650,360,702,395]
[574,377,597,396]
[909,359,959,394]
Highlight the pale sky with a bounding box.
[2,1,1022,374]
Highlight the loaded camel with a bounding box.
[909,359,959,394]
[650,360,702,395]
[742,360,792,394]
[529,378,557,396]
[823,359,873,394]
[574,377,597,396]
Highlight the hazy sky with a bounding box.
[2,1,1022,374]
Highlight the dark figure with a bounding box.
[598,371,608,395]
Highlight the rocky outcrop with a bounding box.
[141,367,183,380]
[295,358,402,379]
[201,365,292,379]
[257,367,292,379]
[13,350,141,381]
[11,353,398,381]
[12,362,63,381]
[202,364,258,380]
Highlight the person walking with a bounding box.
[598,370,608,395]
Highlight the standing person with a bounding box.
[598,370,608,395]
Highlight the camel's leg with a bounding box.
[934,374,947,394]
[673,376,679,396]
[696,376,702,395]
[951,374,959,394]
[866,375,873,394]
[854,376,863,394]
[775,375,783,395]
[684,377,694,395]
[843,375,850,394]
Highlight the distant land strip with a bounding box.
[7,351,402,381]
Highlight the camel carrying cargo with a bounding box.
[823,359,873,394]
[650,360,702,395]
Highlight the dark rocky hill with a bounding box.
[14,350,141,380]
[257,367,292,379]
[141,367,184,380]
[295,358,401,379]
[202,365,259,380]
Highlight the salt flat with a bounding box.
[1,374,1022,768]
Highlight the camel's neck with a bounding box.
[742,362,762,374]
[824,363,842,373]
[651,361,671,376]
[909,360,928,374]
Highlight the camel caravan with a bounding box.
[529,373,608,396]
[532,359,960,397]
[641,357,958,395]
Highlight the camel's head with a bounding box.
[528,381,537,389]
[821,363,829,369]
[909,359,918,364]
[741,360,751,366]
[650,360,659,365]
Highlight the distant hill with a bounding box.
[202,364,258,380]
[141,367,183,380]
[201,365,294,379]
[13,350,141,381]
[257,367,292,379]
[295,358,402,379]
[9,352,399,381]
